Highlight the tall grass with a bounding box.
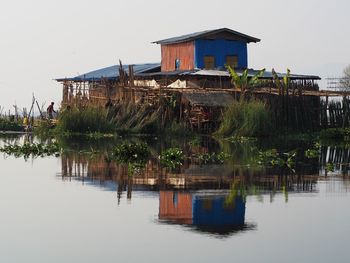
[111,103,161,134]
[104,102,187,135]
[55,103,170,135]
[56,107,115,134]
[215,99,272,137]
[55,102,196,136]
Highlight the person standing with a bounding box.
[47,102,56,119]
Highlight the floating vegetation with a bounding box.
[159,148,184,169]
[0,142,61,158]
[197,152,230,164]
[113,142,150,163]
[257,149,296,170]
[127,162,147,176]
[305,148,319,159]
[305,143,320,159]
[325,163,335,172]
[113,142,150,175]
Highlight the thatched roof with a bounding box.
[182,92,234,107]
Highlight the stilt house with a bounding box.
[56,28,322,132]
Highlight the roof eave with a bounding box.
[153,28,261,45]
[153,38,260,45]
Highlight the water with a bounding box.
[0,135,349,263]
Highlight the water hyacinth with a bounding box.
[197,152,230,164]
[113,142,150,163]
[257,149,296,170]
[113,142,150,175]
[159,148,184,169]
[0,142,61,158]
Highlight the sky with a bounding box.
[0,0,349,112]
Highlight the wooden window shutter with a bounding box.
[204,56,215,69]
[226,55,238,68]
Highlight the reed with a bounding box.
[111,103,161,134]
[56,106,115,134]
[215,99,272,137]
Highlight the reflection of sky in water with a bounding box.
[0,137,350,263]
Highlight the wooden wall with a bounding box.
[159,191,193,224]
[161,41,195,72]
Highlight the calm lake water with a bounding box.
[0,135,349,263]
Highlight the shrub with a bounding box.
[215,99,272,137]
[0,118,22,132]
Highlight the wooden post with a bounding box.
[129,65,135,103]
[326,96,329,127]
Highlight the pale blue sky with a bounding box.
[0,0,349,111]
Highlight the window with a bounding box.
[175,59,180,70]
[201,199,213,210]
[204,56,215,69]
[226,55,239,68]
[173,192,178,207]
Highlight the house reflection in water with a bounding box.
[159,191,250,236]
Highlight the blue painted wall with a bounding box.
[192,196,245,226]
[194,39,248,69]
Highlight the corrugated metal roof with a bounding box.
[191,69,229,77]
[57,64,320,82]
[153,28,261,45]
[138,68,320,80]
[191,69,321,80]
[56,63,161,82]
[136,70,196,77]
[182,92,234,107]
